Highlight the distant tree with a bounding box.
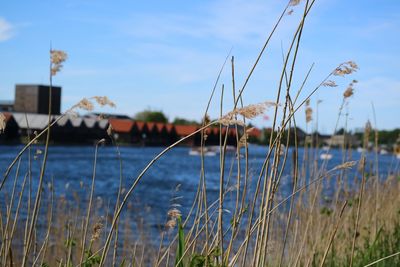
[335,128,345,135]
[377,129,400,145]
[173,117,199,125]
[335,128,352,135]
[134,109,168,123]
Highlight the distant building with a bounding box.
[0,100,14,112]
[324,134,359,147]
[13,84,61,115]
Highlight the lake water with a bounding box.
[0,145,399,241]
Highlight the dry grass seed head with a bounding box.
[236,102,274,119]
[165,219,177,230]
[219,101,276,126]
[219,118,245,126]
[203,114,211,125]
[93,96,116,108]
[322,80,338,87]
[364,120,372,146]
[333,61,359,77]
[333,161,357,171]
[289,0,302,6]
[75,98,94,111]
[238,134,248,148]
[305,107,313,123]
[50,50,68,76]
[343,87,354,98]
[167,208,181,219]
[238,127,255,148]
[0,113,6,133]
[91,222,104,242]
[107,124,113,137]
[343,82,355,98]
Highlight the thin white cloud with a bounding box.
[116,0,302,86]
[355,77,400,108]
[0,17,14,42]
[119,0,287,45]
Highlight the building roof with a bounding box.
[212,128,219,135]
[165,123,175,133]
[69,117,83,127]
[12,113,53,130]
[135,121,147,131]
[146,122,156,131]
[228,128,237,136]
[175,125,198,136]
[56,116,70,127]
[83,117,97,128]
[109,118,134,133]
[248,128,262,138]
[155,123,166,132]
[0,100,14,106]
[98,119,109,129]
[86,113,130,119]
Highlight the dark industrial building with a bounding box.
[13,84,61,115]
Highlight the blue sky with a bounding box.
[0,0,399,133]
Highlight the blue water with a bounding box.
[0,145,399,240]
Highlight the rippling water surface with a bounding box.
[0,145,398,239]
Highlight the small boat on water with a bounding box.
[380,149,388,155]
[189,147,217,156]
[320,153,333,160]
[357,147,366,153]
[395,136,400,159]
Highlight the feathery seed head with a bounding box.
[289,0,302,6]
[238,127,255,148]
[343,82,355,99]
[107,124,113,137]
[167,208,181,219]
[365,120,372,134]
[219,101,276,126]
[305,107,313,123]
[0,113,6,133]
[363,120,372,148]
[323,80,338,87]
[343,88,354,98]
[219,118,245,126]
[75,98,94,111]
[165,219,177,229]
[91,222,103,241]
[238,134,248,148]
[93,96,116,108]
[333,61,359,77]
[50,50,68,76]
[333,161,357,171]
[236,102,274,119]
[203,114,211,125]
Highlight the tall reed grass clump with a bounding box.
[1,0,399,266]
